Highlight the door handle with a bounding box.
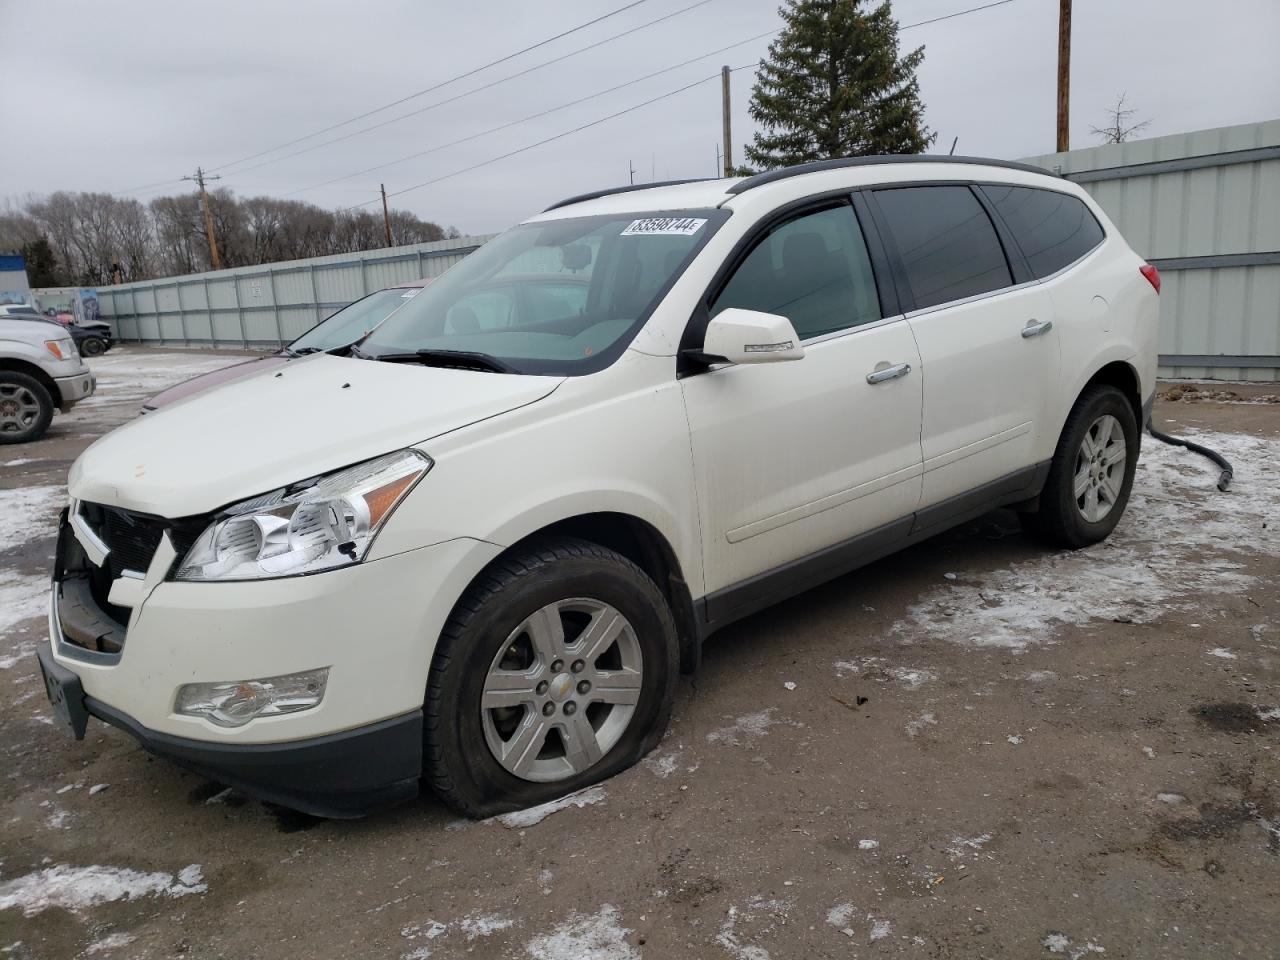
[1021,318,1053,338]
[866,362,912,384]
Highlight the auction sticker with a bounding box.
[621,217,707,237]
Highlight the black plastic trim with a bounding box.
[81,696,424,818]
[543,179,716,212]
[697,461,1051,636]
[726,155,1057,195]
[970,185,1035,286]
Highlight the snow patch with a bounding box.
[869,919,892,942]
[1026,670,1058,683]
[526,904,637,960]
[858,839,879,850]
[1207,648,1237,659]
[947,833,993,860]
[85,932,136,955]
[825,902,856,930]
[644,750,681,778]
[461,912,514,940]
[496,786,606,829]
[0,863,205,917]
[707,708,792,746]
[893,431,1280,649]
[905,712,936,738]
[1156,793,1186,805]
[834,657,936,688]
[0,484,63,551]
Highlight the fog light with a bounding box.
[175,668,329,728]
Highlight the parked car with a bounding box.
[0,305,113,356]
[0,314,95,442]
[141,278,431,412]
[38,156,1158,818]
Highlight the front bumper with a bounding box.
[54,369,95,412]
[44,504,503,815]
[38,640,421,817]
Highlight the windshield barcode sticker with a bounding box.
[621,217,707,237]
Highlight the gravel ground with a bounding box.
[1,347,1277,959]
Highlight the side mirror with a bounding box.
[700,308,804,364]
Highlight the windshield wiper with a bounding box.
[369,349,518,374]
[291,346,325,355]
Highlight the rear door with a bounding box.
[680,200,923,614]
[869,184,1061,512]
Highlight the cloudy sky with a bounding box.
[2,0,1277,235]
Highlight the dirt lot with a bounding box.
[1,347,1277,959]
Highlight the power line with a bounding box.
[209,0,655,175]
[900,0,1019,30]
[349,62,757,211]
[215,0,716,182]
[288,28,778,197]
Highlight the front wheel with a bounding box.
[80,336,106,357]
[424,538,677,818]
[1024,384,1140,548]
[0,372,54,444]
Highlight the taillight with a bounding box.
[1140,263,1161,295]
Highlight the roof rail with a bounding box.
[726,154,1057,195]
[543,178,716,213]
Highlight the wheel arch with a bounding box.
[0,357,61,405]
[472,511,701,675]
[1082,359,1143,426]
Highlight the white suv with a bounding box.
[38,157,1158,818]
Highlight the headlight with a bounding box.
[45,338,76,360]
[176,449,430,581]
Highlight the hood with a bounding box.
[70,354,563,517]
[142,354,287,410]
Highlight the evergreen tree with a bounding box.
[744,0,933,170]
[20,237,61,288]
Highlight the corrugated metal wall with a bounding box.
[1024,119,1280,382]
[97,235,495,348]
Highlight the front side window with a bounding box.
[711,204,881,339]
[363,210,726,375]
[874,186,1013,310]
[981,185,1105,278]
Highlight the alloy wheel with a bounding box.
[1073,413,1127,523]
[480,598,642,783]
[0,384,41,435]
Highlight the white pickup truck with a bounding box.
[0,315,95,443]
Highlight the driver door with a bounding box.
[680,202,924,623]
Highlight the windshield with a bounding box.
[290,286,422,353]
[362,209,726,375]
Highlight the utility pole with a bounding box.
[380,183,393,247]
[721,65,733,177]
[1056,0,1072,152]
[182,167,223,271]
[629,160,636,185]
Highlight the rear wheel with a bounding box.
[80,336,106,357]
[0,372,54,444]
[1025,385,1139,548]
[424,537,677,818]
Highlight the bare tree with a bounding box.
[1090,93,1151,145]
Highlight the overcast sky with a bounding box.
[2,0,1277,235]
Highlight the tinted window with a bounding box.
[875,186,1012,310]
[712,205,880,339]
[983,185,1105,278]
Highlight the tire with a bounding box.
[424,537,678,819]
[1027,385,1140,548]
[0,372,54,445]
[80,337,106,357]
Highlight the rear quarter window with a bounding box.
[981,185,1105,279]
